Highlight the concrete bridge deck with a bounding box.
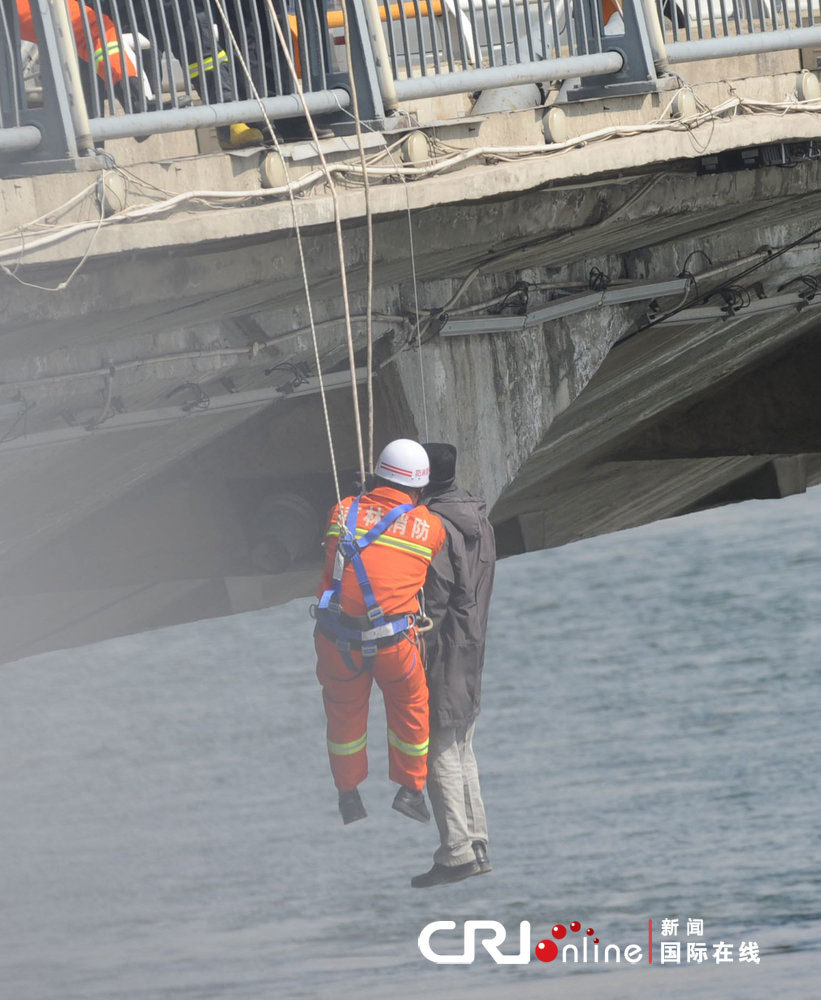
[1,44,820,661]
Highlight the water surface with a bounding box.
[2,489,820,999]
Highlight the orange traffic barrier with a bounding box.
[325,2,444,28]
[325,0,622,28]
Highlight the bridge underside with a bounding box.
[1,128,820,662]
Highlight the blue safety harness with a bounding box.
[315,497,417,676]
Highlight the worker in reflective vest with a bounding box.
[17,0,138,87]
[314,439,446,826]
[159,0,263,147]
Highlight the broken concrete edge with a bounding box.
[6,109,821,269]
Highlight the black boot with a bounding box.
[472,841,492,874]
[392,786,430,823]
[411,860,480,888]
[338,789,367,825]
[275,117,335,142]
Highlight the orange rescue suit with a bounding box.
[17,0,137,84]
[315,486,446,792]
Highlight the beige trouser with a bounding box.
[427,721,488,867]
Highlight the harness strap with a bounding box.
[317,497,415,676]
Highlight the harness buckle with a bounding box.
[340,538,360,560]
[308,603,318,620]
[367,605,385,623]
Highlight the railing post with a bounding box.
[361,0,398,111]
[325,0,386,127]
[1,0,23,129]
[11,0,96,164]
[43,0,94,154]
[638,0,671,76]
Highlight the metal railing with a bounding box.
[379,0,645,78]
[658,0,820,43]
[658,0,821,60]
[8,0,343,117]
[2,0,821,164]
[388,0,636,98]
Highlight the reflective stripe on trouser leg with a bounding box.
[188,50,229,79]
[427,721,488,867]
[374,639,429,791]
[315,632,372,792]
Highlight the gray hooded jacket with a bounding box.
[423,486,496,728]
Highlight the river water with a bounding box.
[1,489,819,1000]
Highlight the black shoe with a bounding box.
[411,860,480,888]
[472,841,492,874]
[338,789,367,825]
[392,786,430,823]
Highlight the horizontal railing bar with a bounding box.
[668,25,821,61]
[0,125,42,153]
[393,50,623,99]
[88,90,351,142]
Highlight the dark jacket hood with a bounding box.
[425,486,487,542]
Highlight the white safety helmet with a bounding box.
[375,439,430,488]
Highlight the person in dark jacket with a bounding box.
[410,442,496,888]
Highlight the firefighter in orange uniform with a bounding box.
[314,439,446,825]
[17,0,138,91]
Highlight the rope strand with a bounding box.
[258,0,367,488]
[339,0,376,474]
[211,0,343,504]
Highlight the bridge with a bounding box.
[1,0,821,661]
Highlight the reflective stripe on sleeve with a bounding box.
[94,41,125,66]
[387,729,429,757]
[327,733,367,756]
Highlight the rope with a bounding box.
[406,184,428,441]
[331,100,430,441]
[339,0,376,474]
[210,0,343,505]
[257,0,367,489]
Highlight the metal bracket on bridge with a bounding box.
[561,0,675,103]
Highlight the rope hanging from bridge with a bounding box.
[210,0,350,504]
[260,0,368,489]
[211,0,384,502]
[328,95,430,441]
[339,0,377,474]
